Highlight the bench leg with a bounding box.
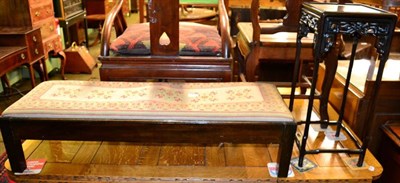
[1,123,26,173]
[277,124,296,177]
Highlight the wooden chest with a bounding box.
[29,0,63,58]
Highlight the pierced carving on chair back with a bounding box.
[148,0,180,56]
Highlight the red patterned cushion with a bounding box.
[110,22,222,56]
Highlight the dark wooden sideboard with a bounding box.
[0,27,47,88]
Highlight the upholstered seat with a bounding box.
[110,22,222,56]
[2,80,293,122]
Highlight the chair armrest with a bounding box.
[219,0,231,58]
[100,0,127,57]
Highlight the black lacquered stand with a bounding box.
[289,2,397,168]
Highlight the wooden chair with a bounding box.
[236,0,315,83]
[85,0,107,47]
[99,0,233,82]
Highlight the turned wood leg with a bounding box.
[0,122,26,173]
[32,58,48,83]
[27,64,36,88]
[57,51,67,80]
[319,44,339,129]
[1,75,10,89]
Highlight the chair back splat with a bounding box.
[149,0,179,56]
[98,0,233,82]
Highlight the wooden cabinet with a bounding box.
[53,0,88,48]
[28,0,64,59]
[0,28,47,88]
[0,0,65,85]
[0,0,63,59]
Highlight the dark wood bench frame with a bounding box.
[1,115,296,177]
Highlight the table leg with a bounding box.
[0,122,27,173]
[56,51,67,80]
[27,64,36,88]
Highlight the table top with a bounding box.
[303,2,398,18]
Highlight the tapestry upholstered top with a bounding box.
[1,81,293,122]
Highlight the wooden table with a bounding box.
[0,81,296,178]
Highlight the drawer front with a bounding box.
[0,50,28,75]
[52,35,63,53]
[43,35,63,57]
[30,3,55,24]
[26,29,45,61]
[35,17,57,40]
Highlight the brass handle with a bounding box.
[33,36,37,42]
[20,53,26,60]
[35,48,39,55]
[35,11,40,16]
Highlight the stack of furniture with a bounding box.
[0,0,65,88]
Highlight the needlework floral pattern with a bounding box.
[2,81,293,122]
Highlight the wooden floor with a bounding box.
[4,98,383,182]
